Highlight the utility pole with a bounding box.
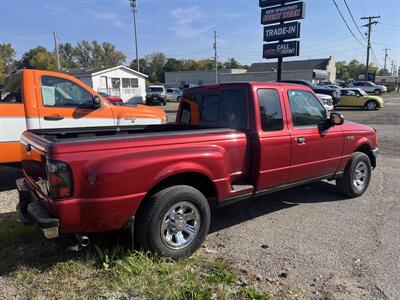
[129,0,139,72]
[383,48,390,72]
[390,60,395,76]
[361,16,380,80]
[53,31,61,69]
[213,30,218,83]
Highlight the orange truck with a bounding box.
[0,69,167,164]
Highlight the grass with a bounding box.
[0,215,303,300]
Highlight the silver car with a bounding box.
[166,88,183,102]
[348,81,387,95]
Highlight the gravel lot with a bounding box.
[0,94,399,299]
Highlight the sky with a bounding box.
[0,0,399,70]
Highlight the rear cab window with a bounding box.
[178,87,248,130]
[0,74,23,104]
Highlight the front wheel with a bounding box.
[374,89,381,95]
[336,152,372,198]
[136,185,211,258]
[365,101,378,111]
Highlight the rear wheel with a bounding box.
[177,96,182,102]
[336,152,371,197]
[136,185,211,258]
[365,101,378,111]
[374,89,381,95]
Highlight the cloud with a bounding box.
[90,11,124,28]
[170,6,216,38]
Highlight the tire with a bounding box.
[365,101,378,111]
[161,100,167,106]
[136,185,211,258]
[336,152,372,198]
[374,89,381,95]
[177,96,182,102]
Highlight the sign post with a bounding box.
[260,0,305,81]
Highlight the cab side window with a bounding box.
[41,76,93,108]
[288,90,326,127]
[0,75,23,104]
[257,89,283,131]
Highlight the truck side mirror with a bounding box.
[330,112,344,125]
[93,95,101,109]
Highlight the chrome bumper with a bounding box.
[372,147,380,157]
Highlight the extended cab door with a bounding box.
[33,71,115,129]
[285,89,343,182]
[255,87,291,190]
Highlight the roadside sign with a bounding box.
[259,0,299,8]
[263,41,300,59]
[261,2,305,25]
[264,21,300,42]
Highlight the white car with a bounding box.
[316,93,334,111]
[166,88,183,101]
[348,81,387,95]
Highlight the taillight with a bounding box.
[46,160,73,199]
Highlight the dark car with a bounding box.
[280,80,341,105]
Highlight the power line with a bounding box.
[332,0,365,46]
[343,0,366,41]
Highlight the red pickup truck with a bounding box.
[17,82,379,258]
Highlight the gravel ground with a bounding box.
[0,95,399,299]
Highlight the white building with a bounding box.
[61,65,148,103]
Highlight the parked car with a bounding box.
[146,85,167,106]
[280,79,341,104]
[336,88,384,110]
[17,82,379,258]
[0,69,167,164]
[183,84,198,89]
[348,81,387,95]
[99,92,124,106]
[324,84,342,90]
[316,93,334,111]
[166,88,183,102]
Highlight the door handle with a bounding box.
[44,116,64,121]
[296,137,306,144]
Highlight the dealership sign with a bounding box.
[261,2,305,25]
[263,41,300,59]
[264,21,300,42]
[259,0,299,8]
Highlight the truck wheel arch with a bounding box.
[354,143,376,169]
[136,172,218,217]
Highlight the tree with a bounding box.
[0,43,16,81]
[18,46,56,70]
[336,61,349,81]
[223,58,244,69]
[58,42,78,68]
[146,52,167,83]
[101,42,126,67]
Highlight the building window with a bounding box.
[100,76,108,89]
[122,78,139,88]
[111,78,120,88]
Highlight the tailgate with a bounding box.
[20,132,49,196]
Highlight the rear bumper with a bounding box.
[16,178,60,239]
[16,177,145,235]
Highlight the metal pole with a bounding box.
[214,31,218,83]
[383,48,390,71]
[276,0,285,82]
[129,0,139,72]
[133,9,139,72]
[53,31,61,69]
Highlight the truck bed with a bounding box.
[27,124,233,144]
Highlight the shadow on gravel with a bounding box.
[210,180,349,233]
[0,164,22,192]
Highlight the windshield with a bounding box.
[359,89,368,96]
[148,87,164,92]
